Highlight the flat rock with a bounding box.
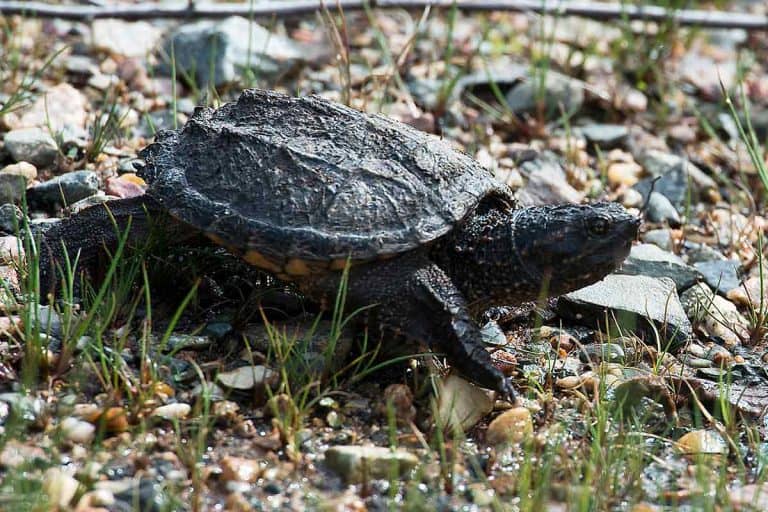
[436,374,494,432]
[616,243,700,292]
[557,274,691,346]
[92,19,162,58]
[13,83,88,132]
[505,70,585,118]
[159,16,319,88]
[642,229,674,251]
[324,445,419,484]
[26,171,100,208]
[1,161,37,184]
[517,153,584,206]
[580,123,628,150]
[216,365,277,391]
[693,260,741,295]
[634,150,718,204]
[3,128,58,168]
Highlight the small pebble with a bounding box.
[485,407,533,447]
[676,429,727,455]
[42,468,80,509]
[151,403,191,421]
[60,416,96,444]
[217,365,277,391]
[0,161,37,183]
[220,456,262,483]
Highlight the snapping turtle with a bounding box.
[39,89,639,399]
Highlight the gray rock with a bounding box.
[480,320,507,346]
[617,243,700,291]
[633,163,688,212]
[694,260,741,295]
[505,70,585,118]
[517,152,584,206]
[0,175,26,206]
[0,204,24,233]
[3,128,58,168]
[680,282,715,323]
[645,192,681,227]
[27,171,99,208]
[159,16,318,88]
[63,55,98,83]
[579,343,625,363]
[643,229,674,251]
[164,334,213,352]
[557,274,691,347]
[324,445,419,483]
[580,124,629,150]
[684,242,727,264]
[634,150,718,205]
[217,365,277,392]
[32,305,64,338]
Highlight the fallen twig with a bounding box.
[0,0,765,30]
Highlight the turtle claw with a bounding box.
[498,377,517,404]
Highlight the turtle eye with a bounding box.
[587,217,610,236]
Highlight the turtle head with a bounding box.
[511,202,639,296]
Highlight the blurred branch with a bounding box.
[0,0,766,30]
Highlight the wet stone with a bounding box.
[324,445,419,484]
[617,243,700,292]
[694,260,741,295]
[27,170,100,209]
[4,127,57,167]
[557,274,691,346]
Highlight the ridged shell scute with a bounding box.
[138,89,511,263]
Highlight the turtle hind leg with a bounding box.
[300,253,515,401]
[37,195,182,302]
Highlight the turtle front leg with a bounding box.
[300,253,516,401]
[37,195,181,301]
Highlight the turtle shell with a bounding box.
[139,89,512,275]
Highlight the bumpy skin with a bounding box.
[38,89,641,400]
